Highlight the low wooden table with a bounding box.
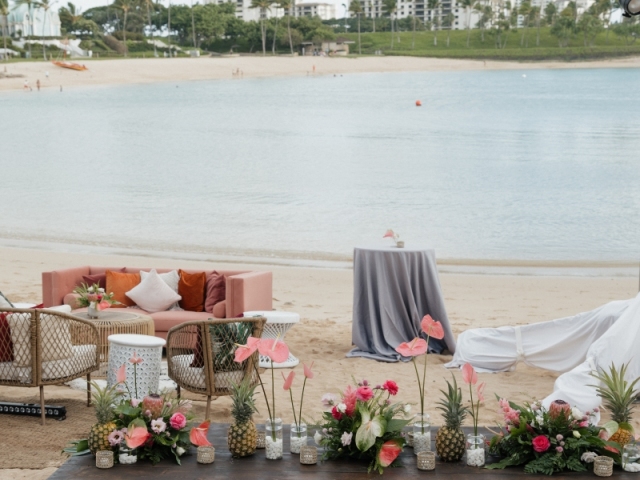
[50,425,638,479]
[73,311,155,376]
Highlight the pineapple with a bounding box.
[593,362,640,446]
[227,378,258,458]
[435,374,468,462]
[88,382,118,454]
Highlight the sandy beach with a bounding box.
[0,245,638,478]
[2,54,640,92]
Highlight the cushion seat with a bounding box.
[150,311,212,333]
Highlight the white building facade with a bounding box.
[360,0,481,30]
[7,4,61,37]
[293,3,337,20]
[204,0,284,21]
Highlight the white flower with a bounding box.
[321,393,338,408]
[535,415,544,426]
[176,446,185,456]
[151,418,167,433]
[571,407,583,420]
[573,430,581,439]
[337,403,347,413]
[98,288,105,293]
[314,430,323,445]
[404,404,412,415]
[340,432,353,446]
[581,452,598,464]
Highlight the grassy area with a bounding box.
[344,27,640,60]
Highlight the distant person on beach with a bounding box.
[45,71,49,79]
[23,79,29,90]
[36,79,40,91]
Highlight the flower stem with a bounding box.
[469,384,477,437]
[289,388,298,433]
[271,359,276,441]
[298,376,307,437]
[420,332,432,435]
[252,363,273,423]
[134,363,138,400]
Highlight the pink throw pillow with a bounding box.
[204,271,226,314]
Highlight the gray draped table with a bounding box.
[347,245,456,362]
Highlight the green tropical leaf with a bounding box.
[386,418,410,433]
[356,405,385,452]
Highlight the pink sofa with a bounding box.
[42,266,273,340]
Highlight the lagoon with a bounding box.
[1,68,639,266]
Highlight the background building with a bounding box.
[7,4,61,37]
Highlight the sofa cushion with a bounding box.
[126,269,182,314]
[178,270,206,312]
[149,310,211,333]
[204,271,226,314]
[212,301,226,319]
[82,268,126,290]
[140,269,181,311]
[106,270,140,308]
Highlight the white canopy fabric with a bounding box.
[444,297,633,373]
[542,293,640,412]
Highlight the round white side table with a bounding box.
[107,334,166,398]
[244,310,300,368]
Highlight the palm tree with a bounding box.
[382,0,397,49]
[271,1,281,54]
[0,0,8,61]
[349,0,362,54]
[459,0,473,46]
[427,0,440,45]
[518,0,531,46]
[15,0,37,57]
[113,0,132,56]
[279,0,294,54]
[442,11,453,46]
[251,0,272,55]
[167,0,171,55]
[190,0,196,47]
[141,0,157,56]
[37,0,55,60]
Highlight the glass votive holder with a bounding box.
[623,443,640,471]
[197,446,215,464]
[95,450,114,469]
[256,430,266,449]
[593,456,613,477]
[300,445,318,465]
[417,451,436,471]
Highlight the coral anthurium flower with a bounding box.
[378,439,403,467]
[303,361,314,379]
[477,382,486,402]
[395,337,428,357]
[129,351,144,365]
[190,420,212,447]
[116,363,126,384]
[258,338,289,364]
[282,370,295,390]
[383,229,395,238]
[421,315,445,340]
[97,300,111,311]
[234,336,261,363]
[125,424,151,449]
[462,363,478,385]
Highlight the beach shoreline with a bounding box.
[2,55,640,92]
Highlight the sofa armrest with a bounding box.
[42,266,90,308]
[63,293,82,310]
[226,271,273,318]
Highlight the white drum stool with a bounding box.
[244,310,300,368]
[107,334,166,398]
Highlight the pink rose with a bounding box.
[356,386,374,402]
[169,412,187,430]
[532,435,551,453]
[382,380,399,396]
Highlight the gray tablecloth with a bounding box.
[347,246,456,362]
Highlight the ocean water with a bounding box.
[1,68,639,267]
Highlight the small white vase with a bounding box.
[265,418,283,460]
[87,302,99,319]
[466,433,485,467]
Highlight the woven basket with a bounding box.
[197,446,215,464]
[417,451,436,471]
[594,456,613,477]
[95,450,114,469]
[300,446,318,465]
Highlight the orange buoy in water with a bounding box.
[415,100,422,107]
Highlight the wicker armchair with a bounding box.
[0,308,100,424]
[166,316,266,419]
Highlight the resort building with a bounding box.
[6,3,61,37]
[293,2,337,20]
[204,0,284,21]
[360,0,481,30]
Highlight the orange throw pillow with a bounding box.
[106,270,140,308]
[178,270,206,312]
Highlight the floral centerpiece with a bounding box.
[487,398,616,475]
[73,283,118,318]
[383,229,402,247]
[315,379,411,474]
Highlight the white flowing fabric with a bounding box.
[444,298,633,373]
[542,293,640,412]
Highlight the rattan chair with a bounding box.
[0,308,100,424]
[166,316,266,419]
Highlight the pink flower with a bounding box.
[258,338,290,364]
[556,434,563,441]
[383,229,395,238]
[87,294,99,302]
[190,420,211,447]
[234,336,261,362]
[548,399,571,420]
[169,412,187,430]
[556,446,564,453]
[395,338,427,357]
[498,398,510,410]
[282,370,295,390]
[476,382,486,402]
[125,425,151,449]
[343,386,358,416]
[115,364,126,384]
[356,386,374,401]
[130,398,141,408]
[579,420,589,428]
[532,435,551,453]
[151,418,167,433]
[421,315,445,340]
[97,300,111,311]
[382,380,399,396]
[331,406,342,420]
[303,362,314,379]
[504,408,520,423]
[462,363,478,385]
[108,430,124,446]
[129,351,143,365]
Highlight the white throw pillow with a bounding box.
[126,269,182,313]
[140,269,182,311]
